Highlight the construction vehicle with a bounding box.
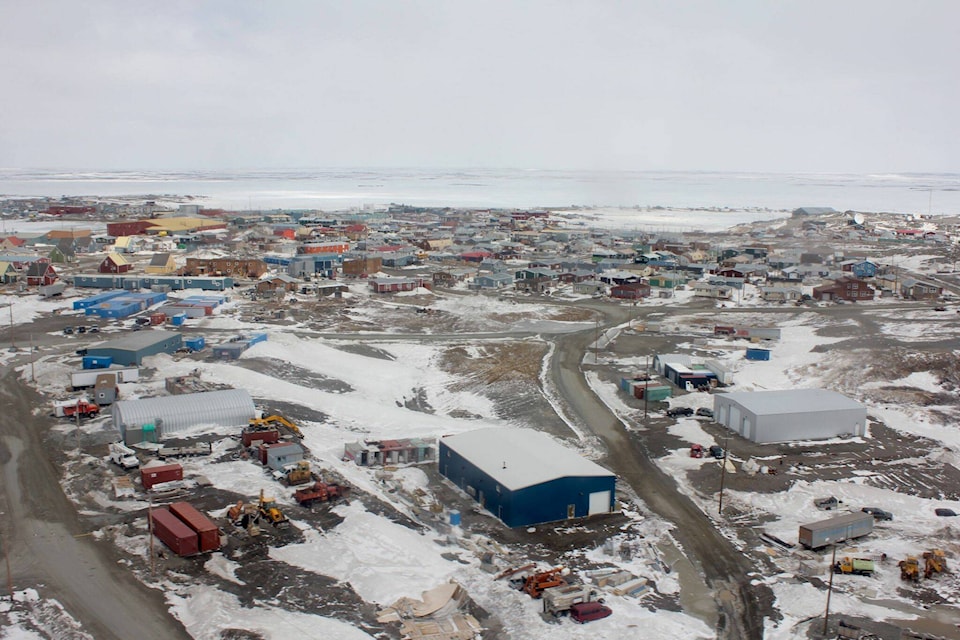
[294,480,350,507]
[249,414,303,439]
[899,556,921,582]
[108,442,140,470]
[227,500,261,536]
[833,557,875,576]
[258,489,290,528]
[923,549,947,579]
[280,460,315,486]
[542,584,600,617]
[53,399,100,419]
[511,566,569,599]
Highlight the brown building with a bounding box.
[812,276,875,302]
[183,258,268,278]
[343,256,382,277]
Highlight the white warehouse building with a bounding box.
[113,388,256,444]
[712,389,867,443]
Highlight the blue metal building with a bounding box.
[438,428,615,528]
[86,331,183,365]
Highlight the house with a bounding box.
[610,282,651,300]
[0,262,17,284]
[812,276,875,302]
[438,428,615,528]
[469,273,514,290]
[840,259,878,279]
[647,274,686,289]
[691,282,732,300]
[432,267,475,287]
[713,389,866,443]
[558,270,596,284]
[99,253,133,274]
[760,286,802,303]
[900,278,943,301]
[144,253,178,275]
[25,261,58,286]
[368,277,429,294]
[343,256,382,277]
[256,274,300,294]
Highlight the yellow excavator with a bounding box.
[899,556,921,582]
[249,414,303,439]
[258,489,290,528]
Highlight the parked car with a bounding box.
[690,444,705,458]
[666,407,694,418]
[814,497,840,511]
[708,445,725,459]
[62,326,74,335]
[933,306,947,312]
[861,507,893,521]
[76,326,87,334]
[569,601,612,624]
[935,508,957,517]
[695,407,714,418]
[134,317,151,326]
[88,326,100,333]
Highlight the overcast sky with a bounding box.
[1,1,957,173]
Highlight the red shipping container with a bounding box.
[242,428,280,448]
[141,463,184,490]
[169,502,221,553]
[151,508,199,557]
[150,312,166,325]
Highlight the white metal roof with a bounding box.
[112,389,255,435]
[716,389,864,415]
[441,428,613,491]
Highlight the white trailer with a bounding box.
[71,366,139,390]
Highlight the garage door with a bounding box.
[588,490,611,515]
[728,406,741,433]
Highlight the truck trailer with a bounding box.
[71,366,139,390]
[799,512,874,550]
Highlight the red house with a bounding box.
[610,282,651,300]
[812,276,875,302]
[98,253,133,274]
[25,261,58,286]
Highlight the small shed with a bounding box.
[94,373,118,406]
[99,253,133,274]
[260,442,305,471]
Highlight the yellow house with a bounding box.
[144,252,178,275]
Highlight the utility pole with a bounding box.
[29,334,35,382]
[643,354,650,422]
[822,543,838,636]
[148,496,156,577]
[718,434,731,514]
[6,303,13,350]
[594,313,600,364]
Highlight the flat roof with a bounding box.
[717,389,864,415]
[90,330,179,352]
[441,428,614,491]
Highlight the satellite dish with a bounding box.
[853,213,864,225]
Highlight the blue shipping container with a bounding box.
[449,510,461,526]
[171,314,187,326]
[745,348,771,361]
[82,356,114,369]
[184,337,205,351]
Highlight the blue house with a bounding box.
[438,428,616,528]
[472,273,514,289]
[842,259,878,279]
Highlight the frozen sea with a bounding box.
[2,168,959,217]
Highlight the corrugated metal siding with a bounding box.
[113,389,255,439]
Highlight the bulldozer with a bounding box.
[923,549,947,579]
[249,414,303,439]
[898,556,921,582]
[281,460,315,486]
[512,566,569,599]
[227,499,262,536]
[258,489,290,529]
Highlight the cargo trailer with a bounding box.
[799,512,873,550]
[150,508,199,557]
[71,366,139,390]
[141,462,184,490]
[169,502,221,553]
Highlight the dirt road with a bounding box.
[0,360,190,640]
[548,304,771,640]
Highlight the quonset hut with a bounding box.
[438,428,616,528]
[112,389,256,444]
[713,389,867,443]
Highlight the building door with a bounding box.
[567,504,576,519]
[588,490,611,515]
[479,490,485,507]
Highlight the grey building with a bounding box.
[112,388,256,444]
[86,331,183,366]
[713,389,867,443]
